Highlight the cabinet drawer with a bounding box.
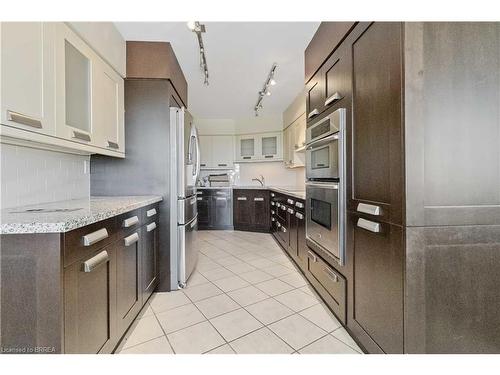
[63,217,118,267]
[117,208,143,237]
[306,249,346,325]
[142,203,159,225]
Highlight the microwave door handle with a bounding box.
[306,133,339,150]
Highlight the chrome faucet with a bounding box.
[252,175,265,186]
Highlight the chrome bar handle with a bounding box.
[307,108,319,119]
[123,216,139,228]
[357,218,381,233]
[82,251,109,273]
[357,203,382,216]
[124,232,139,246]
[7,110,42,128]
[254,197,264,201]
[323,267,339,282]
[197,197,203,201]
[82,228,109,247]
[295,202,304,209]
[305,181,339,190]
[324,92,342,106]
[72,130,91,142]
[107,140,119,149]
[237,197,247,201]
[287,208,294,214]
[146,222,157,232]
[307,250,317,262]
[295,212,304,220]
[146,208,157,217]
[281,227,287,233]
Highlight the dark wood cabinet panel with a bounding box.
[305,22,357,83]
[141,221,159,303]
[64,243,117,354]
[349,22,404,226]
[233,191,252,228]
[346,211,404,354]
[306,75,324,122]
[116,231,142,333]
[305,249,347,325]
[296,211,307,269]
[233,189,269,232]
[251,191,270,230]
[324,45,350,110]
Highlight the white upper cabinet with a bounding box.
[212,135,234,168]
[93,59,125,153]
[235,132,283,162]
[199,135,213,168]
[0,22,56,135]
[282,89,306,168]
[55,23,94,145]
[236,134,258,161]
[1,22,125,158]
[199,135,234,169]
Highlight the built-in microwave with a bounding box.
[306,108,345,181]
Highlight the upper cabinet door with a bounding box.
[236,135,257,161]
[306,72,325,122]
[0,22,56,135]
[55,24,94,145]
[93,59,125,153]
[199,135,212,168]
[323,45,350,110]
[260,132,282,161]
[349,22,404,226]
[211,135,234,168]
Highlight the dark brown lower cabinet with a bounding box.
[296,211,307,269]
[305,249,347,325]
[141,220,159,302]
[116,230,142,333]
[346,211,404,354]
[64,244,118,354]
[0,203,160,354]
[197,189,233,230]
[233,189,270,232]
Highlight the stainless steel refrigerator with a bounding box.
[90,79,199,291]
[169,107,200,288]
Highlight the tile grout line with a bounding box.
[138,230,358,354]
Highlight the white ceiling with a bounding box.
[114,22,319,119]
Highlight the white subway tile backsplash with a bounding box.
[0,144,90,209]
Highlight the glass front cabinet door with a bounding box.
[56,24,94,145]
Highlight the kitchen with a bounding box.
[1,3,500,369]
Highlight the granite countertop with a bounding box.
[0,195,163,234]
[198,185,306,200]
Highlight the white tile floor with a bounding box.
[116,230,362,354]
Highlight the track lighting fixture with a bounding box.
[254,63,277,116]
[187,21,209,86]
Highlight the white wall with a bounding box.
[0,144,90,209]
[196,115,282,135]
[195,115,305,190]
[234,162,304,188]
